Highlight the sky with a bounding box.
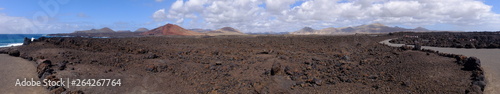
[0,0,499,34]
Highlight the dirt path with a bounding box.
[0,54,48,94]
[381,39,500,94]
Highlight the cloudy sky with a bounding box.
[0,0,499,34]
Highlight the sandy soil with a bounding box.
[0,54,48,94]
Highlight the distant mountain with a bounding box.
[246,32,289,35]
[134,28,149,32]
[205,27,246,35]
[214,27,242,33]
[290,23,430,35]
[189,29,213,33]
[73,27,115,33]
[291,27,316,34]
[142,24,202,36]
[414,27,429,31]
[116,30,132,33]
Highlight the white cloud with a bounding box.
[0,13,97,34]
[152,9,168,22]
[265,0,296,15]
[0,14,36,34]
[153,0,500,32]
[155,0,164,2]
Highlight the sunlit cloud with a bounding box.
[152,0,500,32]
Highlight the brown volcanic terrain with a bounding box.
[142,24,202,36]
[0,35,482,93]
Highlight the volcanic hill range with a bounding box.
[141,24,246,36]
[189,27,246,35]
[205,27,247,35]
[134,28,149,32]
[73,27,143,33]
[53,23,430,37]
[73,27,116,33]
[141,24,203,36]
[291,23,429,35]
[116,30,132,33]
[189,29,213,33]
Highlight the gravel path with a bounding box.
[0,54,47,94]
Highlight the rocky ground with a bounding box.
[0,35,482,93]
[389,32,500,48]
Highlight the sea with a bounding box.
[0,34,45,47]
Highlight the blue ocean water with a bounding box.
[0,34,44,47]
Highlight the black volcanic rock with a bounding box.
[8,50,20,57]
[23,37,32,45]
[464,57,481,71]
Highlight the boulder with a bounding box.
[400,45,413,50]
[215,61,222,65]
[463,57,481,71]
[145,54,159,59]
[271,63,283,75]
[472,81,486,90]
[306,78,323,86]
[58,61,68,70]
[465,43,475,48]
[69,90,84,94]
[23,37,32,45]
[51,87,66,94]
[257,51,270,54]
[413,44,421,50]
[145,65,158,72]
[473,75,485,81]
[341,55,350,60]
[8,50,20,57]
[36,60,52,78]
[466,85,482,94]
